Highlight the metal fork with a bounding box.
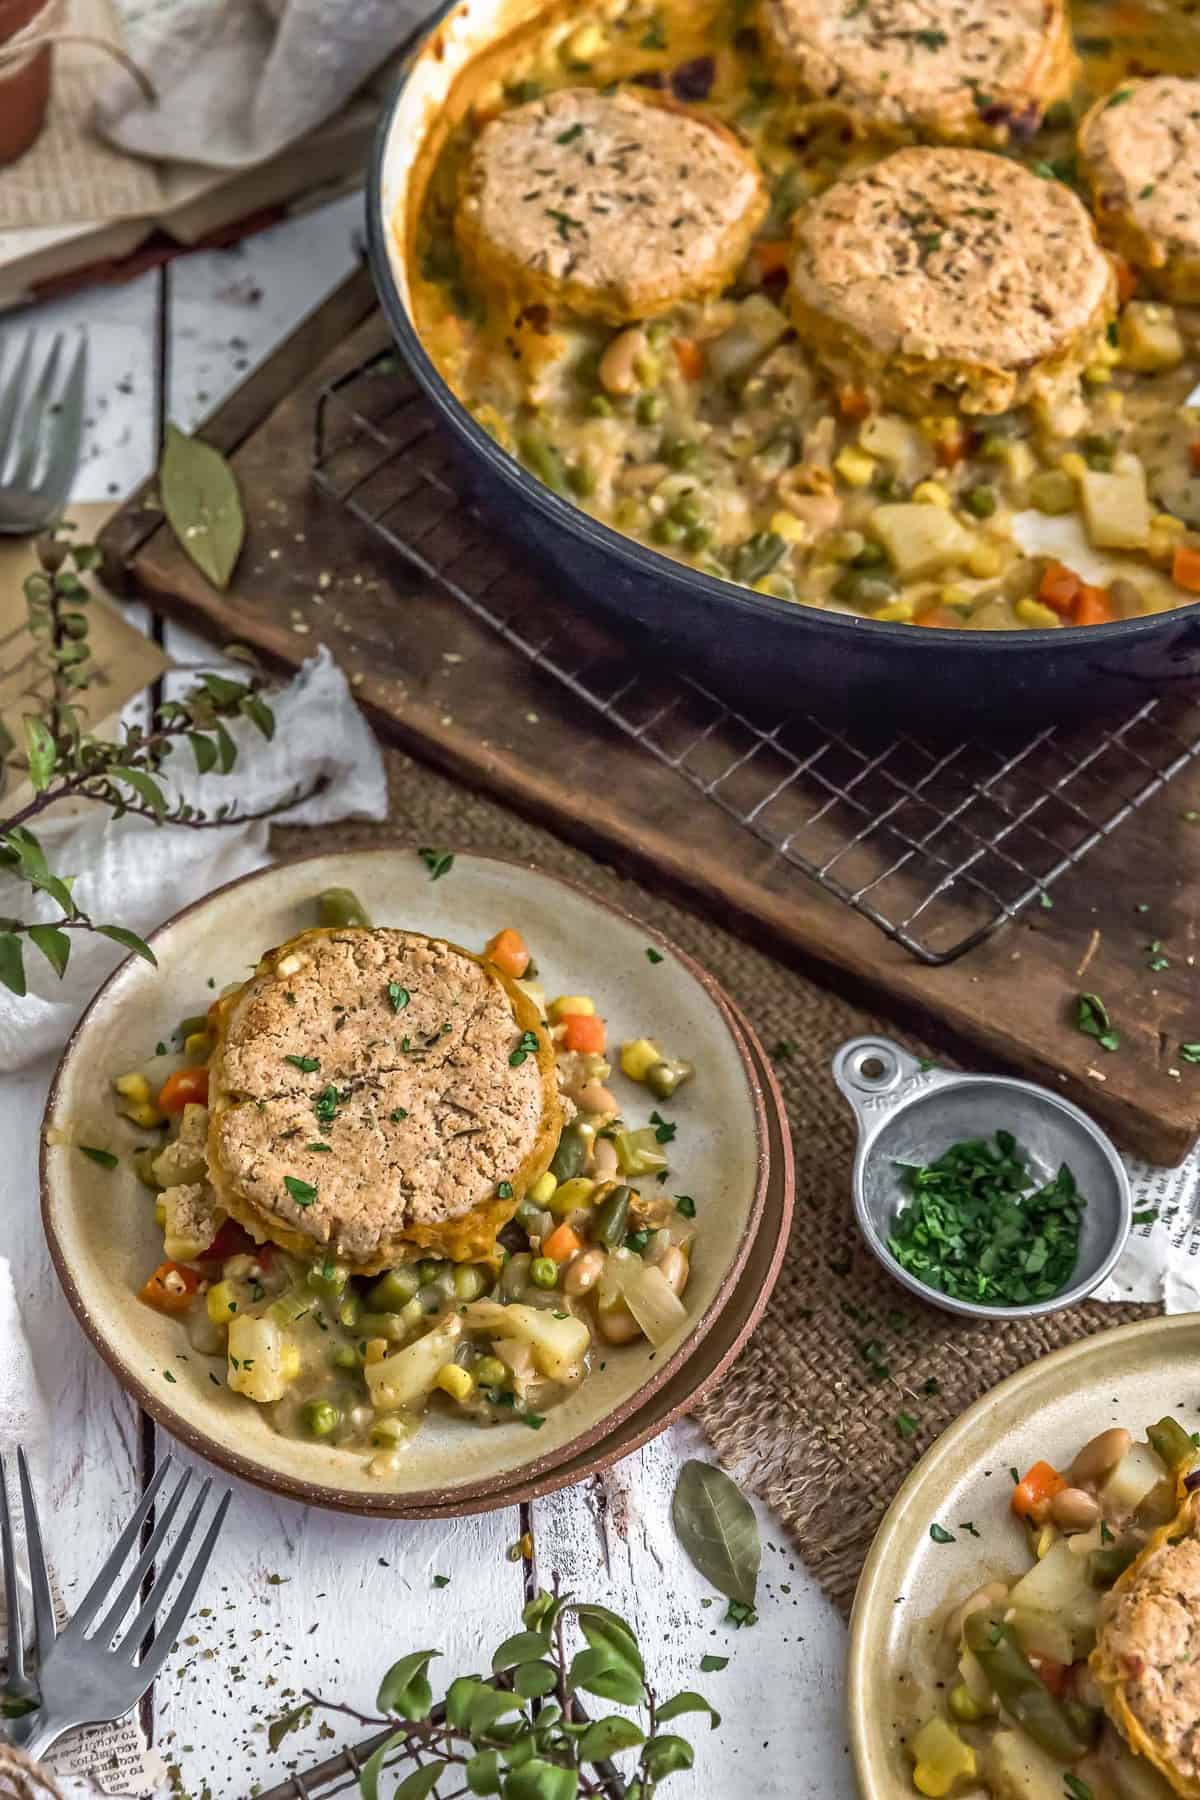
[0,331,88,535]
[2,1452,230,1759]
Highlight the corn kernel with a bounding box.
[769,509,809,545]
[114,1072,150,1103]
[620,1038,663,1082]
[1083,364,1113,386]
[550,1176,596,1214]
[206,1280,238,1325]
[834,445,876,487]
[870,598,916,622]
[939,584,972,608]
[548,994,595,1021]
[753,572,794,598]
[966,542,1004,579]
[911,1718,977,1799]
[912,481,951,509]
[1015,598,1062,629]
[1059,451,1088,481]
[184,1030,212,1060]
[364,1337,389,1365]
[1153,513,1186,536]
[1035,1522,1058,1559]
[154,1200,167,1228]
[280,1341,302,1382]
[564,19,604,58]
[435,1363,474,1401]
[124,1101,166,1129]
[528,1171,558,1207]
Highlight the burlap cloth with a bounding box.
[273,746,1155,1617]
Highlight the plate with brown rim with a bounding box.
[42,849,774,1513]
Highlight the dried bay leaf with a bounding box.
[160,423,244,591]
[671,1460,760,1607]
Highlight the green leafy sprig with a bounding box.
[0,528,318,996]
[297,1580,719,1799]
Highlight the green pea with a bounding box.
[662,437,699,470]
[518,431,571,495]
[685,524,713,552]
[635,392,664,426]
[530,1257,559,1289]
[964,485,997,519]
[588,395,614,418]
[474,1355,509,1389]
[567,461,596,498]
[453,1264,488,1301]
[303,1399,341,1438]
[417,1258,441,1285]
[851,541,888,569]
[651,516,684,546]
[1026,470,1075,515]
[317,887,373,928]
[367,1267,420,1313]
[670,495,703,528]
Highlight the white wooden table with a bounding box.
[8,199,850,1798]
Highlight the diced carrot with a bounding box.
[1038,560,1082,615]
[935,426,969,468]
[672,337,705,381]
[543,1222,584,1262]
[1173,545,1200,592]
[1072,584,1113,626]
[139,1261,201,1315]
[485,927,531,980]
[157,1065,209,1114]
[1188,441,1200,474]
[749,239,790,279]
[837,384,872,420]
[913,607,961,628]
[561,1013,606,1055]
[1011,1460,1068,1520]
[1032,1657,1069,1699]
[1112,253,1137,304]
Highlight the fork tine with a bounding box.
[0,336,34,474]
[133,1490,230,1685]
[31,333,87,517]
[67,1457,175,1636]
[114,1479,211,1657]
[0,1455,25,1691]
[90,1469,191,1648]
[8,333,64,489]
[16,1449,54,1662]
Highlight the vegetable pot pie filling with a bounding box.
[125,905,703,1473]
[407,0,1200,630]
[896,1416,1200,1800]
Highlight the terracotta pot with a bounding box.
[0,0,52,167]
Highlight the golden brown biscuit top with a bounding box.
[1096,1529,1200,1790]
[1080,77,1200,261]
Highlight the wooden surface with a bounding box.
[13,209,848,1800]
[100,273,1200,1164]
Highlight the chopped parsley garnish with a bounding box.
[645,947,664,964]
[545,207,582,241]
[79,1145,118,1168]
[1010,1467,1021,1484]
[675,1194,696,1218]
[1133,1208,1158,1226]
[1064,1777,1093,1800]
[509,1030,540,1067]
[860,1340,890,1381]
[524,1412,546,1430]
[1105,88,1132,108]
[905,26,947,48]
[1077,992,1119,1053]
[314,1084,347,1126]
[1146,941,1170,972]
[724,1599,757,1628]
[639,13,666,48]
[418,847,455,880]
[284,1054,321,1073]
[929,1523,955,1544]
[896,1411,918,1440]
[390,1108,409,1122]
[888,1130,1084,1307]
[625,1228,652,1255]
[163,1370,176,1384]
[387,983,410,1013]
[155,1041,168,1057]
[649,1109,676,1144]
[959,1521,981,1539]
[1180,1043,1200,1064]
[770,1040,794,1062]
[284,1175,318,1207]
[306,1142,332,1153]
[700,1654,729,1672]
[555,122,584,144]
[1100,1520,1114,1544]
[432,1574,451,1588]
[497,1180,514,1200]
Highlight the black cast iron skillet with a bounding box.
[364,12,1200,729]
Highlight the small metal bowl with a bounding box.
[832,1035,1132,1319]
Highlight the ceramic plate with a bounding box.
[43,850,772,1512]
[848,1314,1200,1798]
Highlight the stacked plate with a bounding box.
[41,850,793,1517]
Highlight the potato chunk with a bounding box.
[1079,465,1151,550]
[870,503,976,578]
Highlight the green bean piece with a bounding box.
[453,1264,489,1302]
[593,1184,632,1248]
[176,1013,209,1041]
[518,431,571,496]
[833,569,898,611]
[962,1614,1090,1761]
[612,1127,669,1177]
[303,1399,341,1438]
[1147,1415,1196,1472]
[516,1197,547,1236]
[307,1260,347,1300]
[1136,1476,1183,1531]
[730,531,787,586]
[550,1120,590,1183]
[1087,1541,1140,1587]
[317,886,373,929]
[645,1057,695,1100]
[530,1257,559,1289]
[1063,1702,1102,1749]
[368,1267,421,1313]
[132,1146,164,1192]
[357,1312,409,1342]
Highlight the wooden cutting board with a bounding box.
[100,267,1200,1163]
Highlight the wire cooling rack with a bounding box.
[311,351,1200,967]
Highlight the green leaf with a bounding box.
[0,933,26,996]
[110,766,167,818]
[522,1591,562,1634]
[392,1767,447,1800]
[641,1736,694,1781]
[199,672,245,709]
[655,1691,720,1729]
[239,692,275,740]
[377,1649,439,1721]
[467,1750,502,1795]
[359,1731,404,1800]
[96,925,157,966]
[27,924,70,979]
[492,1631,551,1673]
[568,1648,645,1707]
[574,1605,644,1679]
[671,1461,760,1608]
[23,716,56,792]
[501,1761,578,1800]
[188,733,218,775]
[578,1717,645,1761]
[160,423,245,590]
[266,1702,311,1752]
[511,1661,558,1700]
[1076,992,1119,1053]
[418,847,454,881]
[214,720,238,772]
[445,1676,522,1736]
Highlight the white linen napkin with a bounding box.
[0,646,388,1071]
[93,0,432,171]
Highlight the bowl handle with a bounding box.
[831,1035,940,1134]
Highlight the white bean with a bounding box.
[596,1301,641,1343]
[1069,1427,1131,1486]
[1050,1487,1102,1531]
[563,1248,605,1296]
[592,1137,619,1179]
[599,327,648,397]
[658,1245,689,1296]
[577,1080,618,1115]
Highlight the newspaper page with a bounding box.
[1096,1150,1200,1312]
